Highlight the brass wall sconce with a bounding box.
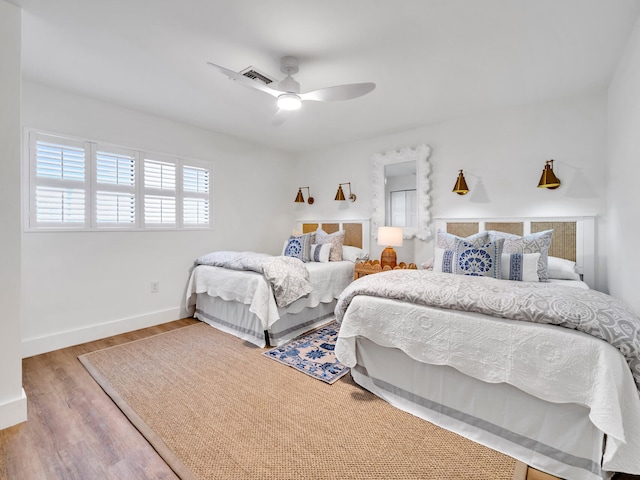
[294,186,314,204]
[335,182,357,202]
[537,160,561,189]
[452,170,469,195]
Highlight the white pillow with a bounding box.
[433,248,447,273]
[342,245,368,263]
[309,243,331,263]
[547,256,581,281]
[501,253,540,282]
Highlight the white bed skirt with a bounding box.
[351,336,609,480]
[194,293,336,347]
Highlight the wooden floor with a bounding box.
[1,318,638,480]
[0,319,197,480]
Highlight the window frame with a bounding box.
[24,129,214,232]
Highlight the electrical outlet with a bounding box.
[150,281,160,293]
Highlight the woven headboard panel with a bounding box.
[532,222,577,262]
[446,222,479,238]
[436,217,595,288]
[298,219,370,252]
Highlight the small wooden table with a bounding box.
[354,260,418,280]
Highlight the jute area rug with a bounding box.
[79,322,527,480]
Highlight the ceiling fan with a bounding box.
[207,56,376,125]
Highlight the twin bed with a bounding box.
[186,220,369,347]
[186,215,640,479]
[335,217,640,480]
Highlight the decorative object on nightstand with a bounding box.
[377,226,404,269]
[354,259,417,279]
[294,186,314,204]
[537,160,561,189]
[452,169,469,195]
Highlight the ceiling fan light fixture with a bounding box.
[277,93,302,111]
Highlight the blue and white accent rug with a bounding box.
[263,321,349,384]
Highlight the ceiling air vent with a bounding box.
[240,66,275,85]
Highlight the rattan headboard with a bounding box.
[434,217,595,288]
[297,219,371,254]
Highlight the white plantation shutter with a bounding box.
[183,165,210,226]
[95,149,137,225]
[31,134,88,227]
[26,130,213,231]
[35,186,85,223]
[144,158,176,226]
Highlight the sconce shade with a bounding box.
[294,186,314,204]
[453,170,469,195]
[335,182,356,202]
[378,227,403,269]
[537,160,561,189]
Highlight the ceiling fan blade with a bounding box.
[300,82,376,102]
[207,62,281,98]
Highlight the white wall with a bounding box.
[607,16,640,315]
[21,82,295,356]
[0,0,27,430]
[294,92,608,291]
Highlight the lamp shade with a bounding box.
[335,185,346,201]
[377,226,403,247]
[294,188,305,203]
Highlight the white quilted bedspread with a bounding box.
[336,294,640,474]
[186,261,354,330]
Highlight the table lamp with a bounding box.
[377,226,403,269]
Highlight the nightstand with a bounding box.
[354,260,418,280]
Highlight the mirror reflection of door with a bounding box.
[384,161,417,227]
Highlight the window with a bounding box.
[144,158,177,226]
[95,148,136,225]
[26,130,213,231]
[32,136,88,227]
[183,165,210,225]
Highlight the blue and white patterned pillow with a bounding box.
[434,239,504,278]
[452,239,504,278]
[310,243,331,263]
[501,253,540,282]
[282,233,313,262]
[490,230,553,282]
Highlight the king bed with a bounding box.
[187,220,369,348]
[335,217,640,480]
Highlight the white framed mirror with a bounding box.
[371,144,432,240]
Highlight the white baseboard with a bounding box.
[22,307,183,358]
[0,388,27,430]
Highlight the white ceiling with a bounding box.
[15,0,640,153]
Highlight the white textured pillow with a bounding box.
[547,256,581,281]
[437,229,490,250]
[309,243,331,263]
[501,253,540,282]
[315,229,345,261]
[342,245,368,263]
